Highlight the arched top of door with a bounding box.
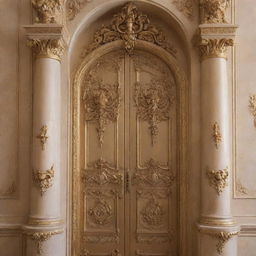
[68,1,191,62]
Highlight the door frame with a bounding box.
[71,39,189,256]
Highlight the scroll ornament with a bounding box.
[207,167,229,195]
[33,165,55,195]
[32,0,62,24]
[249,95,256,127]
[83,2,177,56]
[200,0,231,24]
[27,38,64,61]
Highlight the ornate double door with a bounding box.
[79,49,177,256]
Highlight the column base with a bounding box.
[198,223,240,256]
[199,215,236,227]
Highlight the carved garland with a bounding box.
[207,167,229,195]
[82,3,177,56]
[33,165,55,195]
[37,125,49,150]
[26,229,64,255]
[212,122,222,149]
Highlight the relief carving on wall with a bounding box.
[26,229,64,255]
[133,159,175,187]
[249,95,256,127]
[172,0,194,19]
[207,167,229,195]
[83,159,122,186]
[135,250,168,256]
[212,122,222,149]
[0,181,16,198]
[33,165,54,195]
[134,79,175,145]
[66,0,90,20]
[200,0,231,24]
[36,125,49,150]
[32,0,62,23]
[81,249,121,256]
[88,198,113,226]
[82,76,121,147]
[82,3,177,56]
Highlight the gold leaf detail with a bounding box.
[207,167,229,195]
[82,3,177,56]
[212,122,222,149]
[33,165,55,195]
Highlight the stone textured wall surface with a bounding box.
[0,0,255,255]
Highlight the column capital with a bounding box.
[197,24,238,60]
[24,24,68,61]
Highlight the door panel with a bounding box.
[80,50,177,256]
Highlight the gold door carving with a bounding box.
[77,50,177,256]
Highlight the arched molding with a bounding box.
[71,39,189,256]
[66,0,192,61]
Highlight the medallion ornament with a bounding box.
[212,122,222,149]
[83,3,176,56]
[82,76,121,146]
[88,199,113,226]
[27,38,64,61]
[199,38,233,60]
[83,159,122,186]
[134,79,175,145]
[36,125,49,150]
[32,0,62,24]
[173,0,193,19]
[133,159,175,187]
[249,95,256,127]
[200,0,231,24]
[26,229,63,255]
[33,165,55,195]
[207,167,229,195]
[141,197,165,228]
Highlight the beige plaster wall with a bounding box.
[0,0,255,256]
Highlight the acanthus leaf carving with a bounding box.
[134,79,175,145]
[33,165,55,195]
[82,3,177,56]
[32,0,62,24]
[27,38,64,61]
[133,159,175,187]
[200,0,231,24]
[83,159,122,186]
[207,167,229,195]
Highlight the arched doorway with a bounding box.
[71,3,189,256]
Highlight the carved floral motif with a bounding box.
[140,197,165,228]
[249,95,256,127]
[212,122,222,149]
[32,0,62,23]
[36,125,49,150]
[26,229,63,255]
[83,3,176,56]
[33,165,54,195]
[199,38,234,59]
[83,159,122,186]
[213,231,238,254]
[207,167,229,195]
[173,0,194,19]
[134,79,175,145]
[66,0,90,21]
[82,76,121,146]
[133,159,175,187]
[27,38,64,60]
[88,199,113,226]
[200,0,231,24]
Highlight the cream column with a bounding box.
[23,26,65,256]
[197,25,240,256]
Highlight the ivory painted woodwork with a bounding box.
[1,0,256,256]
